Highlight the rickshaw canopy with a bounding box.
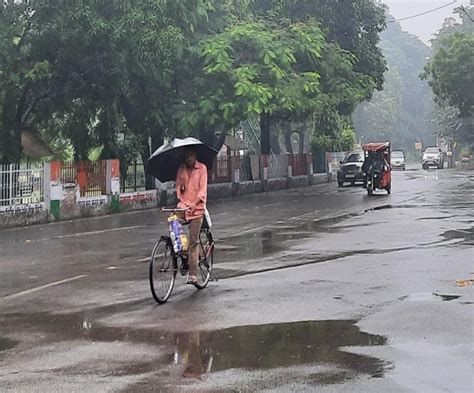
[362,142,391,152]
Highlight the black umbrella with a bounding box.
[147,137,219,182]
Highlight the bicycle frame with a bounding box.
[149,207,217,304]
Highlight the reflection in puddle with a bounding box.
[170,320,387,382]
[400,292,461,302]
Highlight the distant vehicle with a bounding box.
[337,151,365,187]
[391,150,406,170]
[422,147,444,169]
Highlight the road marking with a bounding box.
[3,275,88,300]
[51,225,143,240]
[231,224,270,237]
[137,257,150,263]
[262,202,284,208]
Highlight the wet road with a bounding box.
[1,166,473,392]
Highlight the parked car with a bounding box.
[337,151,365,187]
[391,150,406,170]
[422,147,444,169]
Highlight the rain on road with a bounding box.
[1,167,473,392]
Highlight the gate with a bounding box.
[0,163,44,206]
[60,161,106,197]
[209,156,232,184]
[121,161,146,193]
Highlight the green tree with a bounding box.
[433,103,474,146]
[0,0,218,167]
[181,18,326,154]
[249,0,387,153]
[0,0,388,166]
[0,1,53,163]
[424,6,474,146]
[353,13,436,151]
[424,33,474,117]
[184,0,387,154]
[254,0,387,95]
[353,64,403,144]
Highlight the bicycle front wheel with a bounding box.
[194,230,214,290]
[149,238,177,304]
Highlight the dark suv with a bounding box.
[337,152,365,187]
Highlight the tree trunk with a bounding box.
[270,133,281,154]
[284,130,293,154]
[150,129,164,154]
[298,131,305,155]
[141,138,154,191]
[142,129,165,190]
[0,88,22,164]
[0,127,13,165]
[260,112,271,155]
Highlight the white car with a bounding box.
[391,150,405,170]
[422,147,444,169]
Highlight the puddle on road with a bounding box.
[400,292,461,302]
[220,227,317,261]
[3,309,388,384]
[442,227,474,246]
[220,201,474,263]
[169,320,388,382]
[0,337,18,352]
[220,214,357,261]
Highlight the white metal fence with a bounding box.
[0,164,44,206]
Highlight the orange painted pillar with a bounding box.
[50,161,61,182]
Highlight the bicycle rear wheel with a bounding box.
[194,230,214,290]
[149,238,177,304]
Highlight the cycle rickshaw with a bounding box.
[362,142,392,196]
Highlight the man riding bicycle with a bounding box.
[176,146,208,284]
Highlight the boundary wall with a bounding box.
[0,157,331,229]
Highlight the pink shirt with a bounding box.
[176,161,208,221]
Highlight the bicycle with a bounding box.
[149,207,215,304]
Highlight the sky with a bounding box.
[381,0,472,45]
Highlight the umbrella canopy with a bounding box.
[147,137,218,182]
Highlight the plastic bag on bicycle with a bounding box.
[168,214,188,254]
